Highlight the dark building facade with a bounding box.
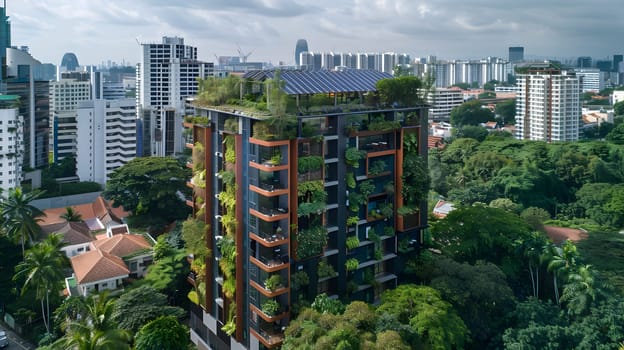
[508,46,524,63]
[294,39,308,67]
[185,70,429,350]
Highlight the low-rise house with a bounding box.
[68,249,130,296]
[41,221,93,257]
[40,196,129,230]
[433,200,455,219]
[65,224,154,296]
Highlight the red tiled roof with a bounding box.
[41,221,93,245]
[91,234,152,258]
[70,250,129,284]
[40,196,130,226]
[428,136,445,149]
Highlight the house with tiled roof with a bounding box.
[432,199,455,219]
[65,224,155,296]
[41,221,94,257]
[67,249,130,296]
[41,196,129,230]
[91,227,154,278]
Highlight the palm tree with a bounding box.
[515,231,548,298]
[13,233,69,334]
[546,240,579,305]
[60,292,131,350]
[561,264,596,316]
[61,207,82,222]
[1,187,46,257]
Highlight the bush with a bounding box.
[345,258,359,271]
[261,299,280,316]
[346,236,360,250]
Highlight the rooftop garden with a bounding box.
[194,71,431,120]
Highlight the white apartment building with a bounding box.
[427,88,464,121]
[515,66,581,142]
[613,90,624,105]
[574,69,605,92]
[49,79,92,162]
[76,99,136,186]
[0,96,24,192]
[137,36,213,157]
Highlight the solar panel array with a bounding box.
[242,69,393,95]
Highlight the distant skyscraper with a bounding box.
[595,60,612,72]
[614,55,623,72]
[508,47,524,63]
[60,52,79,71]
[577,56,592,68]
[294,39,308,67]
[0,1,11,80]
[137,36,213,156]
[515,63,581,142]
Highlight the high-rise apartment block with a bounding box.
[0,1,10,81]
[427,88,464,121]
[294,39,308,67]
[49,78,92,162]
[76,98,136,186]
[184,70,428,350]
[515,63,581,142]
[5,47,49,169]
[508,46,524,63]
[299,51,410,74]
[136,36,214,157]
[0,95,23,192]
[419,56,509,88]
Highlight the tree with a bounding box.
[561,264,597,316]
[1,187,46,256]
[614,100,624,116]
[514,231,550,298]
[103,157,191,225]
[520,207,551,230]
[376,76,426,107]
[431,205,533,267]
[454,125,489,142]
[60,207,82,222]
[134,316,188,350]
[13,233,69,334]
[58,292,131,350]
[450,100,494,127]
[430,258,515,348]
[375,331,410,350]
[377,285,469,350]
[495,99,516,125]
[112,285,185,333]
[546,240,579,305]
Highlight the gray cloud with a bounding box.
[7,0,623,66]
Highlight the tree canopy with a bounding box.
[103,157,191,226]
[450,100,494,127]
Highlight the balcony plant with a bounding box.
[383,226,395,237]
[261,299,280,317]
[345,147,366,168]
[346,172,356,189]
[192,142,205,171]
[295,225,328,260]
[317,260,337,279]
[222,301,236,336]
[368,159,387,176]
[358,180,375,197]
[291,271,310,291]
[264,274,282,292]
[298,156,324,174]
[374,249,383,261]
[346,236,360,250]
[346,216,359,227]
[345,258,359,272]
[380,203,394,219]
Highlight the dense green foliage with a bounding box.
[112,285,185,333]
[103,157,191,227]
[134,316,189,350]
[449,100,495,127]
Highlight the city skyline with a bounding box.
[8,0,624,66]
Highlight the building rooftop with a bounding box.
[41,196,129,227]
[41,221,93,246]
[70,249,130,284]
[243,69,393,95]
[91,234,151,258]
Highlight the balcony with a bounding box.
[249,318,285,348]
[250,254,288,273]
[250,207,289,222]
[250,230,288,247]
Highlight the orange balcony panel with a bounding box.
[185,200,194,208]
[249,137,290,147]
[249,232,289,248]
[249,184,289,197]
[249,328,283,349]
[249,280,289,298]
[249,303,289,323]
[249,256,288,273]
[249,208,289,222]
[249,161,289,172]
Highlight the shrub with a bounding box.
[261,299,280,316]
[346,236,360,250]
[345,258,359,271]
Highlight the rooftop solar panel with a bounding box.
[242,69,393,95]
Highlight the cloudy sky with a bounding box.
[8,0,623,66]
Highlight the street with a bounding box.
[0,326,35,350]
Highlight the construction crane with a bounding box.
[237,45,253,63]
